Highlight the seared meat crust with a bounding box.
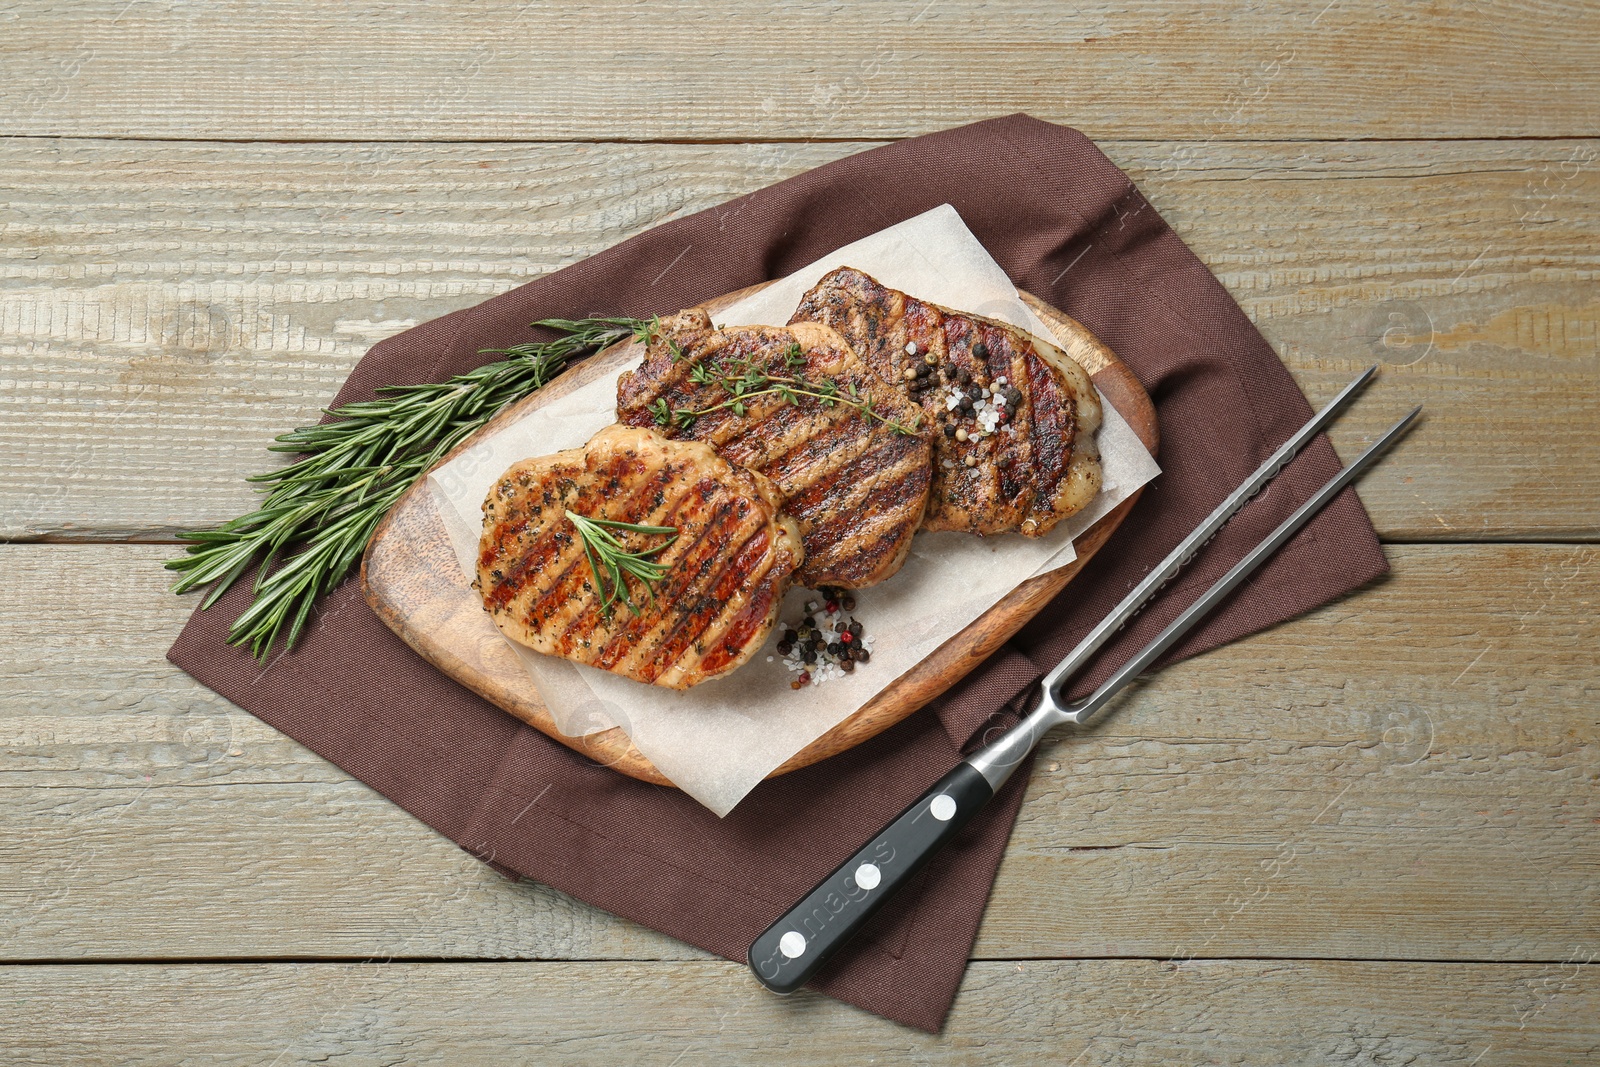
[789,267,1103,537]
[616,313,933,589]
[477,425,803,689]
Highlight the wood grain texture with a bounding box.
[3,1,1597,141]
[2,959,1596,1065]
[4,543,1594,962]
[361,285,1154,784]
[3,138,1596,542]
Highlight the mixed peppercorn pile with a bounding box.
[776,586,875,688]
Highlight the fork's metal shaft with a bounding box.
[965,403,1422,792]
[1038,364,1378,699]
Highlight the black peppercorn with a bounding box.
[802,615,814,628]
[972,341,989,359]
[943,423,956,438]
[828,641,843,656]
[854,648,870,664]
[849,620,864,637]
[840,659,855,673]
[958,396,974,411]
[842,596,856,611]
[777,640,793,656]
[801,646,817,664]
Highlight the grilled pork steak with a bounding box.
[616,313,933,589]
[477,424,803,689]
[789,267,1103,537]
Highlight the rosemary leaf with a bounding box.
[166,315,644,660]
[563,509,679,619]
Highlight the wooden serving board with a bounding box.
[361,285,1158,787]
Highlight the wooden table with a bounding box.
[3,4,1595,1062]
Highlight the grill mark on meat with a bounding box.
[508,460,697,639]
[482,459,630,615]
[790,266,1103,538]
[695,530,782,675]
[557,477,729,661]
[478,425,801,689]
[617,318,932,589]
[1019,349,1074,534]
[780,437,929,585]
[642,525,771,680]
[598,495,752,671]
[588,489,747,672]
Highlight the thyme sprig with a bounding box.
[649,343,923,435]
[166,315,646,660]
[564,509,679,620]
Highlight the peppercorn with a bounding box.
[840,659,855,673]
[828,641,843,656]
[791,679,804,690]
[781,628,797,644]
[854,648,870,664]
[777,640,793,656]
[943,423,956,438]
[842,595,856,611]
[924,352,937,366]
[801,647,817,664]
[848,619,863,636]
[801,615,814,629]
[972,341,989,359]
[958,396,974,411]
[956,368,971,385]
[840,630,853,645]
[825,599,839,614]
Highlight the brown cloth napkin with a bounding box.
[169,114,1387,1032]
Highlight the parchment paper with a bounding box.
[427,205,1160,815]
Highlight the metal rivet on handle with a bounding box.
[929,794,957,821]
[854,862,881,890]
[778,931,806,958]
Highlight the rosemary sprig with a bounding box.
[564,509,679,619]
[649,343,923,435]
[166,315,645,660]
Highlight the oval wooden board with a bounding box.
[361,284,1158,787]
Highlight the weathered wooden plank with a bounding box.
[2,544,1594,962]
[2,959,1596,1065]
[2,138,1595,541]
[4,1,1597,141]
